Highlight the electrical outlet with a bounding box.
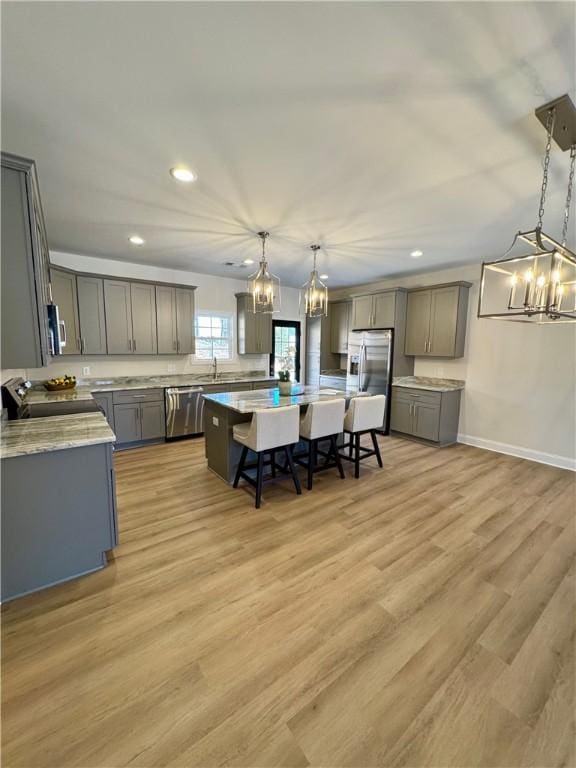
[82,366,91,376]
[212,416,219,427]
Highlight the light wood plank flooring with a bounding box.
[2,436,575,767]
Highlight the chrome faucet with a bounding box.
[212,355,218,380]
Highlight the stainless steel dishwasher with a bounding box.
[165,386,205,439]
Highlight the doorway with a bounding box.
[270,320,301,382]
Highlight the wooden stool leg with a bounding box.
[371,430,383,467]
[271,449,276,477]
[285,445,302,495]
[354,432,361,479]
[331,435,345,479]
[348,432,354,458]
[233,446,248,488]
[255,452,265,508]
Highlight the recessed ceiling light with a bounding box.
[129,235,145,246]
[243,258,254,265]
[320,274,329,280]
[410,249,423,258]
[170,166,197,183]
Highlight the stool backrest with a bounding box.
[250,404,300,452]
[345,394,386,433]
[301,398,345,440]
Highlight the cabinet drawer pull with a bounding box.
[133,339,137,352]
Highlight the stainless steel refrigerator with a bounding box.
[346,329,393,432]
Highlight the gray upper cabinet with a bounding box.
[77,276,107,354]
[1,153,51,369]
[351,291,396,330]
[104,280,133,354]
[140,401,166,440]
[131,282,157,354]
[236,293,272,354]
[351,295,373,330]
[330,301,351,354]
[405,282,470,358]
[175,288,195,354]
[155,285,195,354]
[50,268,81,355]
[156,285,178,353]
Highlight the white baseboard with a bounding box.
[457,434,576,472]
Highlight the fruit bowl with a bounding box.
[44,378,77,392]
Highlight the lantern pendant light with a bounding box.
[478,94,576,323]
[301,244,328,317]
[248,231,281,314]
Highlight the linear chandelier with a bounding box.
[248,231,281,314]
[301,244,328,317]
[478,94,576,323]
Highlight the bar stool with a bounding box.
[232,405,302,508]
[341,395,386,478]
[296,398,346,490]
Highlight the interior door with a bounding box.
[271,320,300,381]
[104,279,133,354]
[405,290,431,356]
[429,286,459,356]
[131,282,157,354]
[51,269,81,354]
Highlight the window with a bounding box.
[194,313,233,360]
[270,320,301,381]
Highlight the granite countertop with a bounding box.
[204,386,367,414]
[392,376,465,392]
[1,412,116,459]
[26,371,276,402]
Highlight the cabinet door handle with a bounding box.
[133,339,137,353]
[173,340,177,351]
[128,339,132,351]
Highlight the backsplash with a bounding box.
[2,353,270,385]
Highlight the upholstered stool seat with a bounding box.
[340,395,386,478]
[232,405,302,508]
[296,398,346,490]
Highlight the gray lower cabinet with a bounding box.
[1,152,51,369]
[141,401,165,440]
[104,279,133,354]
[77,275,107,354]
[1,442,117,602]
[405,282,470,358]
[390,386,462,445]
[51,268,81,355]
[112,389,165,445]
[93,392,115,431]
[236,293,272,354]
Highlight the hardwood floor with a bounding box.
[2,436,575,767]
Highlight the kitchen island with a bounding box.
[203,385,364,483]
[1,412,117,601]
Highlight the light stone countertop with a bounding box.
[27,371,276,400]
[204,386,367,414]
[392,376,465,392]
[1,412,116,459]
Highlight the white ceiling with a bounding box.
[2,2,575,287]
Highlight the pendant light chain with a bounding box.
[561,144,576,246]
[537,108,556,231]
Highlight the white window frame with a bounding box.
[194,311,234,362]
